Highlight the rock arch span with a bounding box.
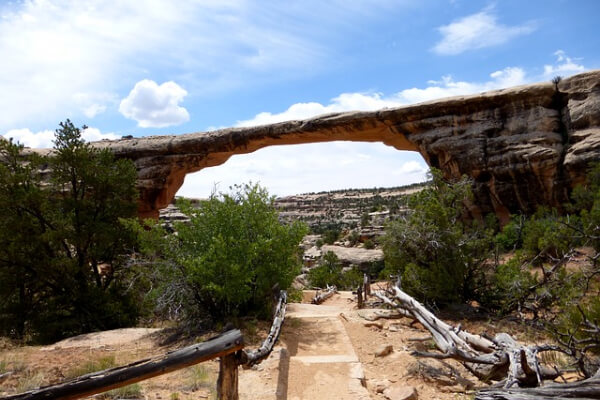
[83,70,600,221]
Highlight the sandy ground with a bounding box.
[0,289,554,399]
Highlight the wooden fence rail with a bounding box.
[1,329,243,400]
[1,291,288,400]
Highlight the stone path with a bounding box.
[239,291,371,399]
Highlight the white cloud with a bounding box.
[2,129,55,149]
[0,1,401,131]
[543,50,585,79]
[73,92,118,118]
[396,160,428,175]
[432,9,536,55]
[119,80,190,128]
[236,66,528,127]
[2,127,118,149]
[177,142,430,198]
[235,93,404,127]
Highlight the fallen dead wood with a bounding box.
[312,285,336,304]
[475,374,600,399]
[375,285,560,387]
[1,329,244,400]
[240,290,287,367]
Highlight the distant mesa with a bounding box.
[28,70,600,221]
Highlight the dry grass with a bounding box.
[66,355,117,379]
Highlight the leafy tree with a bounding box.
[0,121,141,342]
[381,168,493,304]
[143,183,307,325]
[308,251,362,290]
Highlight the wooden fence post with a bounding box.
[363,273,371,297]
[357,285,363,309]
[217,353,239,400]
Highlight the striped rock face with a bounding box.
[27,70,600,221]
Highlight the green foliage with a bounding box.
[308,251,362,290]
[483,252,537,313]
[495,215,524,251]
[321,228,340,245]
[360,212,370,228]
[521,208,580,261]
[381,168,493,304]
[0,120,142,342]
[142,183,307,324]
[347,230,360,246]
[363,239,375,249]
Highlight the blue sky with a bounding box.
[1,0,598,198]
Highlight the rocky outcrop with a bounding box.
[32,70,600,220]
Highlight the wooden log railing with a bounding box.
[1,291,289,400]
[240,290,287,367]
[1,329,244,400]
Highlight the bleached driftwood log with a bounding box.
[312,285,337,304]
[240,290,287,367]
[375,285,560,387]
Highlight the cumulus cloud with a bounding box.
[396,160,429,175]
[0,1,400,131]
[177,142,430,198]
[236,66,528,127]
[432,9,536,55]
[235,92,404,127]
[2,127,119,149]
[119,80,190,128]
[543,50,586,79]
[73,92,119,118]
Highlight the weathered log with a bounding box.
[240,291,287,367]
[1,329,244,400]
[217,353,239,400]
[312,285,337,304]
[375,286,560,386]
[475,375,600,399]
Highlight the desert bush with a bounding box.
[139,183,307,326]
[381,169,494,305]
[308,251,363,290]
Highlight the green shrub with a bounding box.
[308,251,362,290]
[495,215,524,251]
[381,169,493,304]
[140,183,307,325]
[322,228,340,245]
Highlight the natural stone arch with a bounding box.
[55,70,600,220]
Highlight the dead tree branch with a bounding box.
[374,286,560,387]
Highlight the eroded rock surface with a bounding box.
[29,70,600,220]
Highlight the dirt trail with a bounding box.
[239,291,370,399]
